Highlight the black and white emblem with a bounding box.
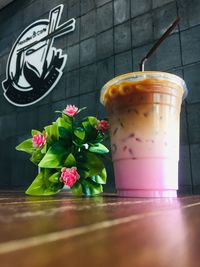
[2,5,76,107]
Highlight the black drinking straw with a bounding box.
[139,16,181,71]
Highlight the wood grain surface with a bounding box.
[0,191,199,267]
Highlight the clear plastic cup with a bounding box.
[100,71,187,197]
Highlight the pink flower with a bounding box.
[96,120,109,133]
[32,133,47,148]
[60,167,80,187]
[64,105,78,117]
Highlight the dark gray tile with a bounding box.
[153,2,178,40]
[177,0,200,30]
[104,160,115,193]
[80,0,95,15]
[67,0,80,18]
[180,105,189,145]
[153,33,181,70]
[37,104,53,130]
[193,185,200,194]
[178,185,193,195]
[181,26,200,65]
[66,44,80,71]
[0,113,17,140]
[97,2,113,33]
[16,145,31,189]
[0,153,11,187]
[0,55,8,76]
[168,69,184,79]
[80,37,96,66]
[114,0,130,25]
[66,69,80,98]
[16,109,38,135]
[152,0,174,8]
[42,0,67,14]
[97,56,114,89]
[0,169,11,188]
[187,103,200,145]
[183,63,200,104]
[0,35,14,58]
[131,0,152,18]
[97,29,113,60]
[51,99,67,120]
[0,91,15,116]
[97,100,107,118]
[95,0,111,7]
[79,91,98,116]
[51,73,66,102]
[191,144,200,185]
[178,145,192,187]
[67,17,80,46]
[115,50,133,76]
[80,10,96,40]
[132,42,156,71]
[131,13,153,47]
[36,90,52,107]
[23,1,44,26]
[0,137,18,187]
[11,155,37,187]
[80,64,97,94]
[114,21,131,53]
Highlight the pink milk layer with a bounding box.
[101,72,186,197]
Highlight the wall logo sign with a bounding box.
[2,4,76,107]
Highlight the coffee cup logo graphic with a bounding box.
[2,5,76,107]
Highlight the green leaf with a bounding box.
[77,166,90,179]
[31,129,41,136]
[62,113,73,124]
[64,153,76,167]
[56,117,72,131]
[94,132,105,143]
[82,151,104,176]
[90,168,107,184]
[74,127,85,140]
[58,127,72,140]
[30,149,44,165]
[82,179,103,196]
[38,141,68,168]
[88,116,98,126]
[45,123,59,143]
[16,138,34,154]
[89,143,109,154]
[41,143,47,154]
[49,172,60,183]
[82,119,98,143]
[82,121,91,132]
[77,107,87,114]
[71,180,83,196]
[26,169,63,196]
[72,140,82,148]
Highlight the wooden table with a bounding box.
[0,191,199,267]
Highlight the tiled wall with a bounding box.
[0,0,199,194]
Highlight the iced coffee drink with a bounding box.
[101,72,187,197]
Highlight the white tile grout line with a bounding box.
[0,202,199,255]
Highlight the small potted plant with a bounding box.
[16,105,109,196]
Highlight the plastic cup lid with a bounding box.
[100,71,188,104]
